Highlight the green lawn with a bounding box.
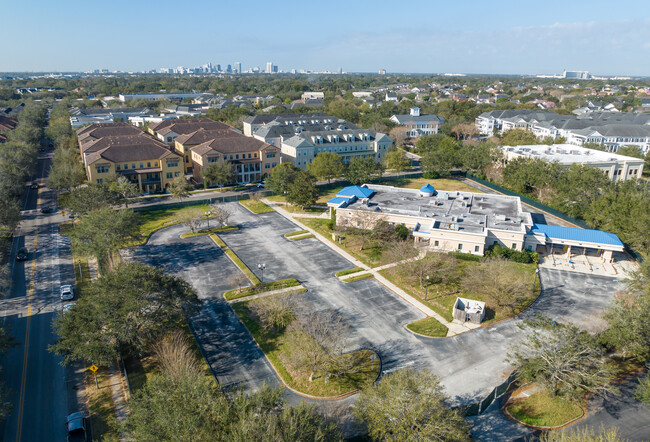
[506,390,583,428]
[124,204,212,247]
[377,177,481,194]
[335,267,364,277]
[341,273,374,283]
[380,257,538,324]
[232,301,380,397]
[406,317,449,337]
[239,199,274,214]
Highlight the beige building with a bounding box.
[329,184,624,261]
[77,123,184,193]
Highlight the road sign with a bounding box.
[89,364,98,373]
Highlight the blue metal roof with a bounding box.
[530,224,623,247]
[337,186,375,199]
[420,184,435,192]
[327,196,353,205]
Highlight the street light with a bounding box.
[425,275,429,300]
[205,211,211,229]
[258,263,266,284]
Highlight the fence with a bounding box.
[458,372,518,417]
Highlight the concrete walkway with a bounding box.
[264,199,473,336]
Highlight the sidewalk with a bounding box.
[264,198,473,337]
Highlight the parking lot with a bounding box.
[127,202,623,407]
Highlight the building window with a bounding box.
[434,240,439,247]
[95,166,109,174]
[116,164,121,171]
[96,178,103,184]
[174,172,180,177]
[458,244,463,251]
[124,163,128,170]
[147,162,151,167]
[167,160,179,168]
[166,172,173,179]
[511,243,516,249]
[474,246,480,252]
[236,154,239,160]
[265,162,270,169]
[207,156,218,163]
[132,163,136,169]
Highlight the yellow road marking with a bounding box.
[15,232,38,442]
[16,163,44,442]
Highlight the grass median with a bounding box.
[239,199,274,214]
[224,278,301,301]
[406,317,449,338]
[506,389,583,428]
[232,300,380,397]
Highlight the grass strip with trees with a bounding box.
[223,278,302,301]
[406,317,449,338]
[505,389,584,428]
[179,225,238,239]
[232,296,380,397]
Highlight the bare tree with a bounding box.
[345,211,383,251]
[250,295,295,333]
[153,330,201,380]
[175,207,204,233]
[210,203,231,228]
[228,272,248,293]
[462,257,531,314]
[389,126,409,148]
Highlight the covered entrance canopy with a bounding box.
[525,224,625,262]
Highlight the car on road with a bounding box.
[60,285,75,301]
[66,412,87,442]
[40,205,51,213]
[16,247,28,261]
[30,182,39,189]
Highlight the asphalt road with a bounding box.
[0,152,79,442]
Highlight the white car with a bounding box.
[63,303,77,313]
[60,285,75,301]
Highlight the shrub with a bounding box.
[485,244,539,264]
[394,223,409,241]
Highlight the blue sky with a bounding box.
[2,0,649,75]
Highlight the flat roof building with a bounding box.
[500,144,644,181]
[331,184,625,262]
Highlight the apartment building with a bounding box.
[390,107,444,137]
[475,110,650,154]
[76,123,183,193]
[243,113,393,169]
[148,118,231,144]
[189,136,279,184]
[500,144,645,181]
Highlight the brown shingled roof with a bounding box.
[190,135,271,156]
[0,116,18,131]
[81,133,167,154]
[77,123,142,143]
[86,142,178,165]
[174,128,240,146]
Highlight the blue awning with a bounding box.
[530,224,623,247]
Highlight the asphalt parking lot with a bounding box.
[127,202,623,409]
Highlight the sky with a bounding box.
[1,0,650,76]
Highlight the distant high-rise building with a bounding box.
[234,62,242,74]
[563,70,592,79]
[266,61,275,74]
[226,64,232,73]
[339,67,343,74]
[216,64,221,72]
[379,69,386,75]
[272,64,278,73]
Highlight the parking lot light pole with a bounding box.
[258,263,266,284]
[205,211,211,229]
[425,275,429,300]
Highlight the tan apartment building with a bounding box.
[77,123,184,193]
[173,127,242,173]
[190,136,280,184]
[148,118,230,144]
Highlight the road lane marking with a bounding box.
[15,232,38,442]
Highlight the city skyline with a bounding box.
[1,0,649,76]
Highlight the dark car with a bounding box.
[30,182,39,189]
[16,247,28,261]
[66,412,87,442]
[40,206,50,213]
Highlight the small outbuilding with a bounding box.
[452,297,486,324]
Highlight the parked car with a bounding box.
[60,285,75,301]
[30,182,39,189]
[256,181,266,188]
[40,206,50,213]
[66,412,87,442]
[16,247,28,261]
